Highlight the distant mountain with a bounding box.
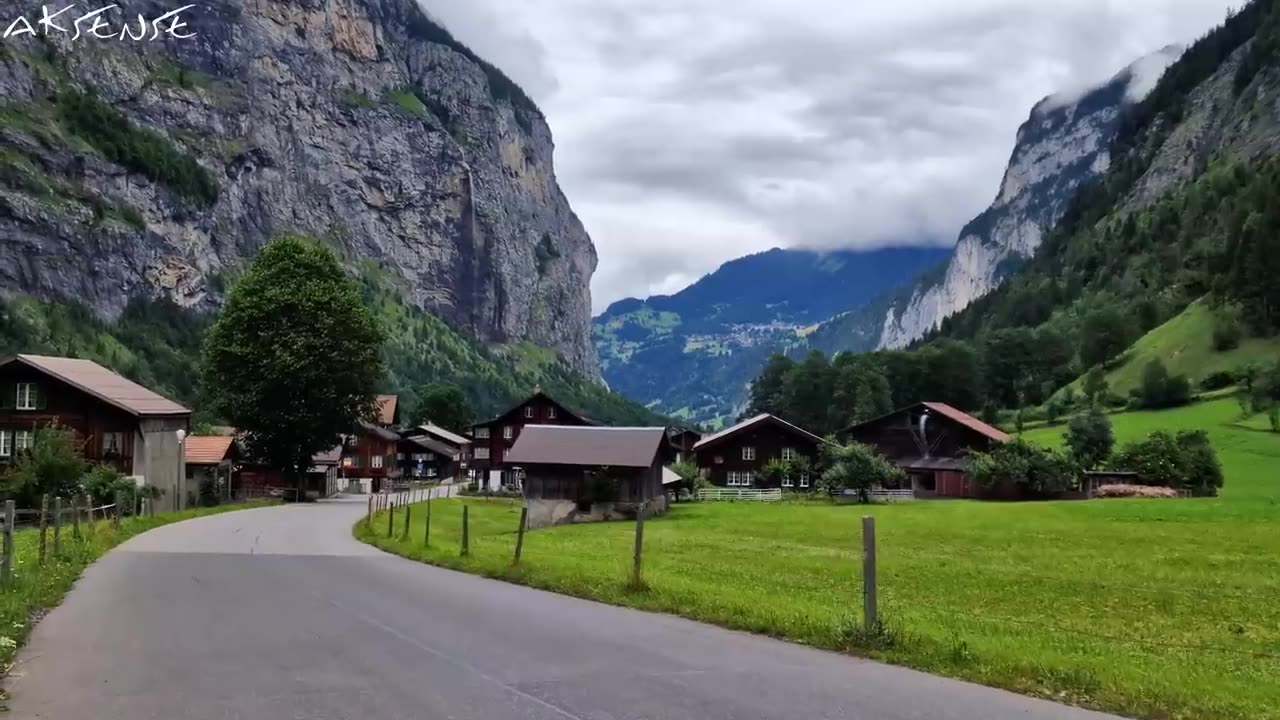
[593,246,948,424]
[810,45,1185,354]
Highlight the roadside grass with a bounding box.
[0,499,278,689]
[359,400,1280,720]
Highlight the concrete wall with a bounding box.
[135,417,190,511]
[524,495,670,531]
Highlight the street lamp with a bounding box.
[175,429,187,511]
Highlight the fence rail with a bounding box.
[697,488,783,502]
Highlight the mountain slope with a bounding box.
[594,246,948,424]
[0,0,598,374]
[810,45,1185,354]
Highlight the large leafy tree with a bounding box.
[816,441,905,503]
[1079,306,1136,370]
[409,383,473,432]
[1064,407,1114,470]
[745,353,795,418]
[202,236,385,498]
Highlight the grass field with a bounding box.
[0,499,277,697]
[358,398,1280,720]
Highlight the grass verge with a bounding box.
[0,499,278,692]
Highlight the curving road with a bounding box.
[7,494,1123,720]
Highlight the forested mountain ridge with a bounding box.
[0,0,599,375]
[809,45,1184,355]
[593,246,948,426]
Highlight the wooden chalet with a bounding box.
[693,414,824,490]
[843,402,1010,498]
[235,443,342,500]
[669,428,702,465]
[339,420,400,492]
[465,388,589,489]
[506,425,671,529]
[185,434,237,503]
[397,423,469,480]
[0,354,192,508]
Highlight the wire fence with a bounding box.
[0,492,134,584]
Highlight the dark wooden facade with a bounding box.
[693,415,823,490]
[669,429,702,465]
[843,402,1010,498]
[340,422,400,492]
[0,365,140,472]
[397,434,460,481]
[465,390,589,484]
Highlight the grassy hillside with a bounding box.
[1058,299,1280,398]
[1024,397,1280,500]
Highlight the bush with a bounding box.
[817,442,905,502]
[1064,408,1114,470]
[1212,306,1245,351]
[1200,370,1237,391]
[1094,484,1179,498]
[1,425,87,507]
[1132,359,1192,409]
[970,439,1080,497]
[1111,430,1224,495]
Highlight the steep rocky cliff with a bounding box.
[0,0,599,375]
[864,46,1184,350]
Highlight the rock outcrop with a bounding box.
[0,0,599,375]
[873,45,1185,350]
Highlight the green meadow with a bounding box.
[358,397,1280,720]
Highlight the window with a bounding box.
[15,383,36,410]
[474,427,490,440]
[13,430,32,452]
[396,452,405,461]
[782,447,796,461]
[503,426,514,440]
[0,431,9,458]
[713,455,724,465]
[799,473,810,489]
[475,447,490,460]
[102,432,124,455]
[782,474,794,488]
[524,406,534,419]
[742,446,756,461]
[349,456,363,468]
[341,456,353,468]
[727,471,755,487]
[372,455,383,469]
[547,407,557,419]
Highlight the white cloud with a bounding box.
[421,0,1241,313]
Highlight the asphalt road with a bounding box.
[6,493,1123,720]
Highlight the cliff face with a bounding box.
[0,0,599,375]
[873,46,1184,350]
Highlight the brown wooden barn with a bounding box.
[842,402,1010,498]
[693,414,824,490]
[505,425,671,529]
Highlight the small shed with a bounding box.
[505,425,671,529]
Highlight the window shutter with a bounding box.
[34,384,47,410]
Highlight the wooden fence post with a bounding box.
[84,494,93,529]
[2,500,13,584]
[367,495,373,527]
[513,506,528,564]
[403,505,411,540]
[387,501,395,538]
[53,496,63,557]
[631,504,646,588]
[72,495,81,540]
[862,515,878,629]
[38,494,48,565]
[423,495,431,547]
[113,490,122,529]
[461,505,470,556]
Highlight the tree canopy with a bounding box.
[201,236,386,497]
[409,383,473,432]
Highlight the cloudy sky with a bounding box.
[422,0,1239,313]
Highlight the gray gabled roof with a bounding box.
[693,414,823,450]
[403,434,459,457]
[506,426,667,468]
[1,354,190,417]
[417,422,470,447]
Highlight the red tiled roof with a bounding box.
[3,354,190,417]
[376,395,398,426]
[920,402,1011,443]
[185,435,234,465]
